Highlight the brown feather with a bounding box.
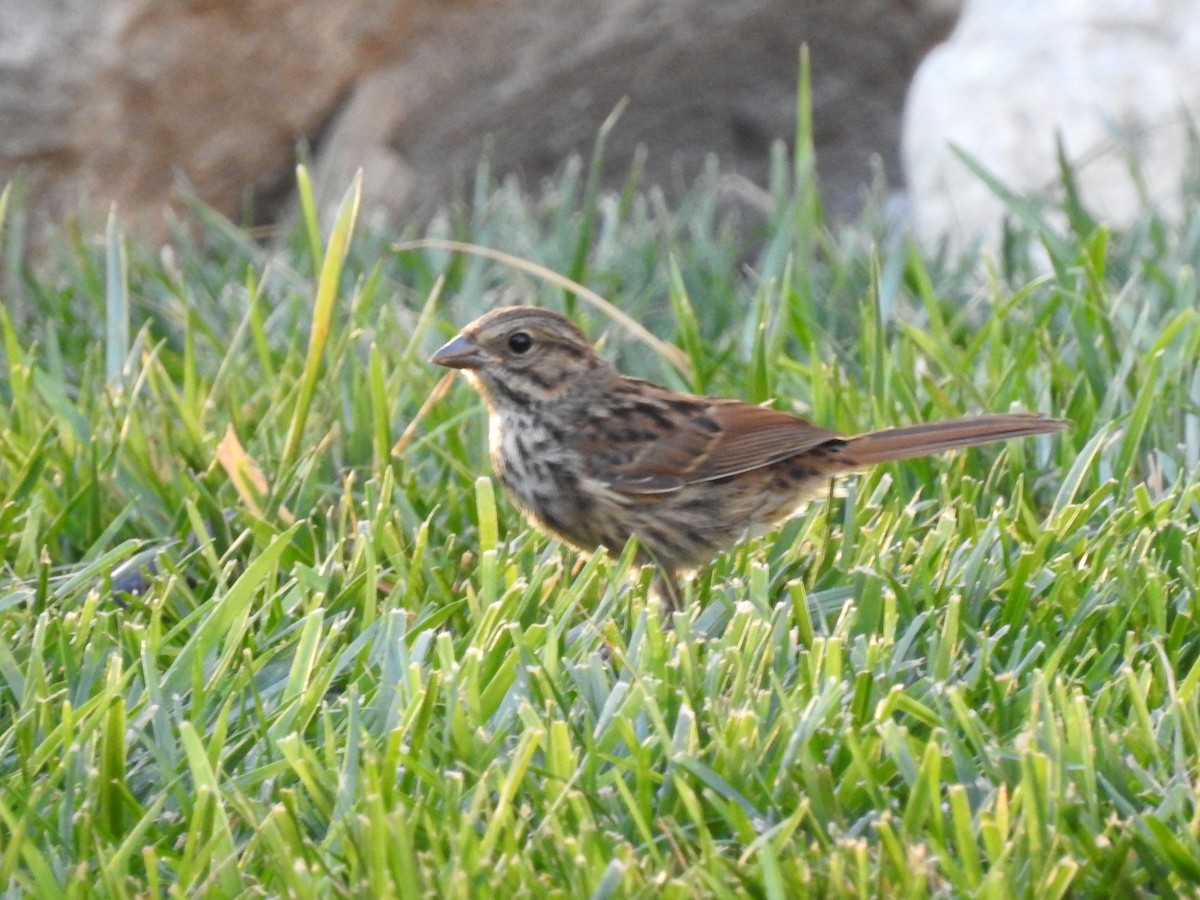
[837,414,1068,466]
[685,401,845,483]
[585,391,1066,496]
[573,388,714,493]
[579,390,846,494]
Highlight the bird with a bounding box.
[430,305,1067,612]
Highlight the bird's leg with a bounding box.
[650,569,684,621]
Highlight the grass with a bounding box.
[2,117,1200,896]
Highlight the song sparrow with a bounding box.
[431,306,1067,611]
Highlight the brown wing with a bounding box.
[691,401,847,482]
[573,384,845,495]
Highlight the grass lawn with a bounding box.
[2,131,1200,896]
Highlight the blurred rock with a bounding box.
[315,0,959,229]
[0,0,958,242]
[903,0,1200,252]
[0,0,446,240]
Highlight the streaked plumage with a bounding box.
[431,306,1067,609]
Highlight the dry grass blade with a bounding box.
[392,371,457,457]
[216,425,295,524]
[392,237,692,377]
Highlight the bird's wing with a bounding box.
[574,386,846,495]
[690,400,847,482]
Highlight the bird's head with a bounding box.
[430,306,612,408]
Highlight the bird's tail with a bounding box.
[838,413,1068,466]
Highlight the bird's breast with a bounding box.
[488,410,601,544]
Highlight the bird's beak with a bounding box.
[429,333,492,370]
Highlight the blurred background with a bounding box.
[1,0,1197,252]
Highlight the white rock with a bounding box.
[903,0,1200,252]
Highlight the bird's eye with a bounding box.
[508,331,533,354]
